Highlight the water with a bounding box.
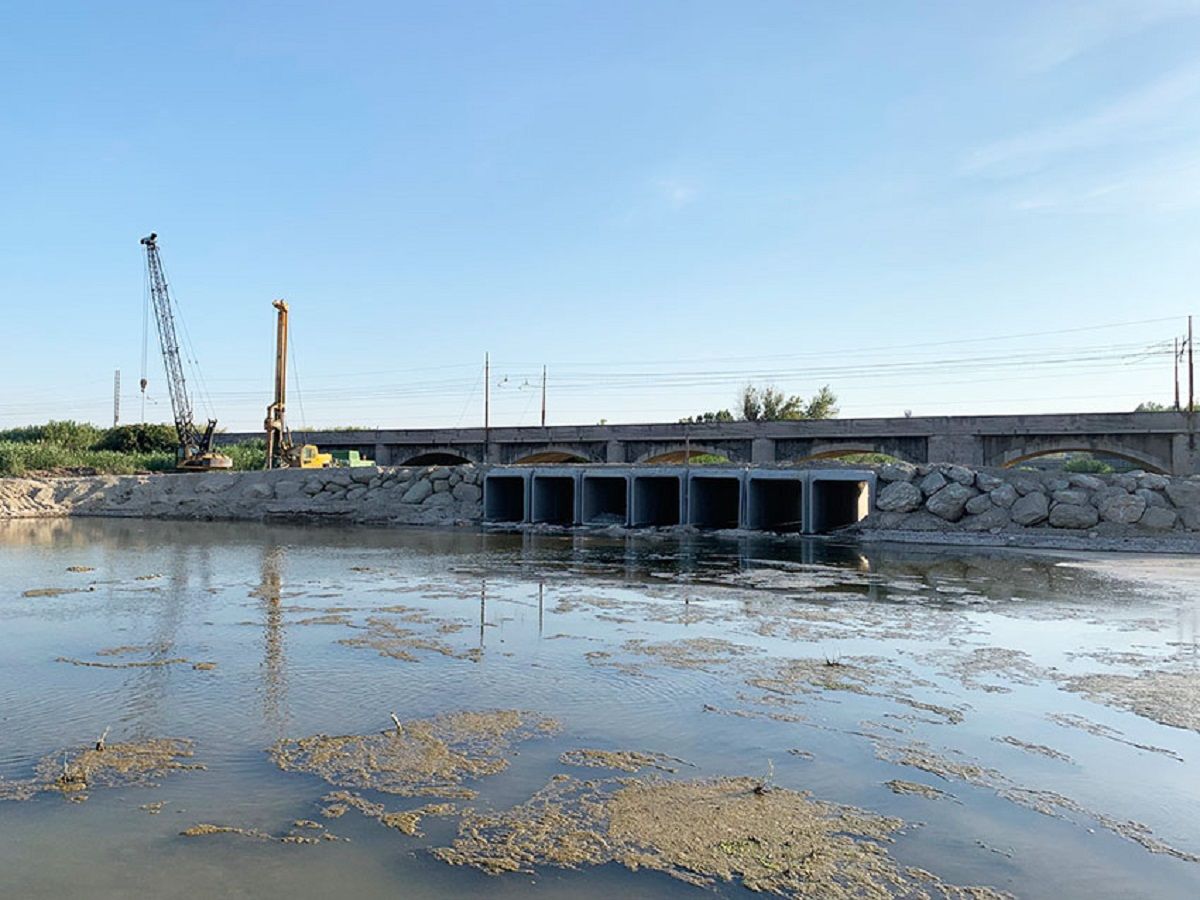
[1,518,1198,898]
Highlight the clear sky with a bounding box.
[3,1,1200,431]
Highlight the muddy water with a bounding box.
[1,518,1198,898]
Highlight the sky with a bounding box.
[3,1,1200,431]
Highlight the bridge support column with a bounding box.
[927,434,983,467]
[751,438,776,465]
[606,440,626,463]
[1171,434,1200,476]
[373,443,392,466]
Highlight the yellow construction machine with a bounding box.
[264,299,331,469]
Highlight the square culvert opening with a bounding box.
[747,479,804,533]
[484,475,527,523]
[582,476,628,525]
[632,476,681,527]
[532,476,576,525]
[811,480,869,533]
[688,477,741,529]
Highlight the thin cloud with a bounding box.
[652,177,700,210]
[1014,0,1200,72]
[964,62,1200,175]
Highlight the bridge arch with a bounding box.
[636,445,735,465]
[399,450,476,466]
[510,447,592,465]
[995,444,1168,475]
[785,443,911,465]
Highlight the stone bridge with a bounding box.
[221,411,1200,475]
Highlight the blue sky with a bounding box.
[3,1,1200,430]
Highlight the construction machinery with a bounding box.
[140,233,232,471]
[264,299,332,469]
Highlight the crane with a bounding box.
[140,233,232,471]
[264,299,330,469]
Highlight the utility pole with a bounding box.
[540,365,547,427]
[113,370,121,427]
[1175,338,1181,411]
[1180,314,1190,415]
[484,353,490,459]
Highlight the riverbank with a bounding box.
[5,460,1200,553]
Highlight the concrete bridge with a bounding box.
[221,410,1200,475]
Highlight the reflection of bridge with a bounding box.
[222,411,1200,475]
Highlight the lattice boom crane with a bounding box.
[140,233,231,471]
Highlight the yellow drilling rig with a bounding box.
[264,299,331,469]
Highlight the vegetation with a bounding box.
[0,420,264,477]
[1135,401,1169,412]
[683,384,838,424]
[1062,456,1115,475]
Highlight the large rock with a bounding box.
[876,481,924,513]
[1090,486,1130,509]
[989,483,1019,509]
[244,482,273,500]
[1177,505,1200,531]
[1011,491,1049,526]
[878,462,916,483]
[942,465,975,486]
[1140,507,1178,530]
[1051,489,1089,506]
[401,479,434,504]
[964,493,993,515]
[1067,473,1104,491]
[1111,473,1138,492]
[1098,491,1146,524]
[975,471,1004,492]
[452,482,482,503]
[919,471,948,496]
[1048,503,1099,529]
[1135,487,1168,509]
[1166,481,1200,509]
[1137,473,1169,491]
[1009,472,1044,496]
[926,483,976,522]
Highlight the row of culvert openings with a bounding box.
[484,474,868,533]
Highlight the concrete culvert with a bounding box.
[811,479,869,533]
[747,478,804,533]
[632,476,681,527]
[582,476,628,526]
[532,476,577,525]
[688,476,741,529]
[484,475,527,523]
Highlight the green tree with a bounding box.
[1135,400,1168,412]
[683,384,838,423]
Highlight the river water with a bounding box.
[0,518,1197,899]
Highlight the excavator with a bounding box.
[140,233,233,471]
[264,299,332,469]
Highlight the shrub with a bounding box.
[96,424,179,454]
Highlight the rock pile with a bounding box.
[0,465,484,526]
[871,462,1191,535]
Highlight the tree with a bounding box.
[1135,401,1168,412]
[682,384,838,423]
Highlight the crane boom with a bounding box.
[140,233,231,470]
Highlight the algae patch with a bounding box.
[319,790,456,835]
[0,737,203,803]
[270,710,559,799]
[435,775,1008,898]
[559,749,688,773]
[1065,670,1200,733]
